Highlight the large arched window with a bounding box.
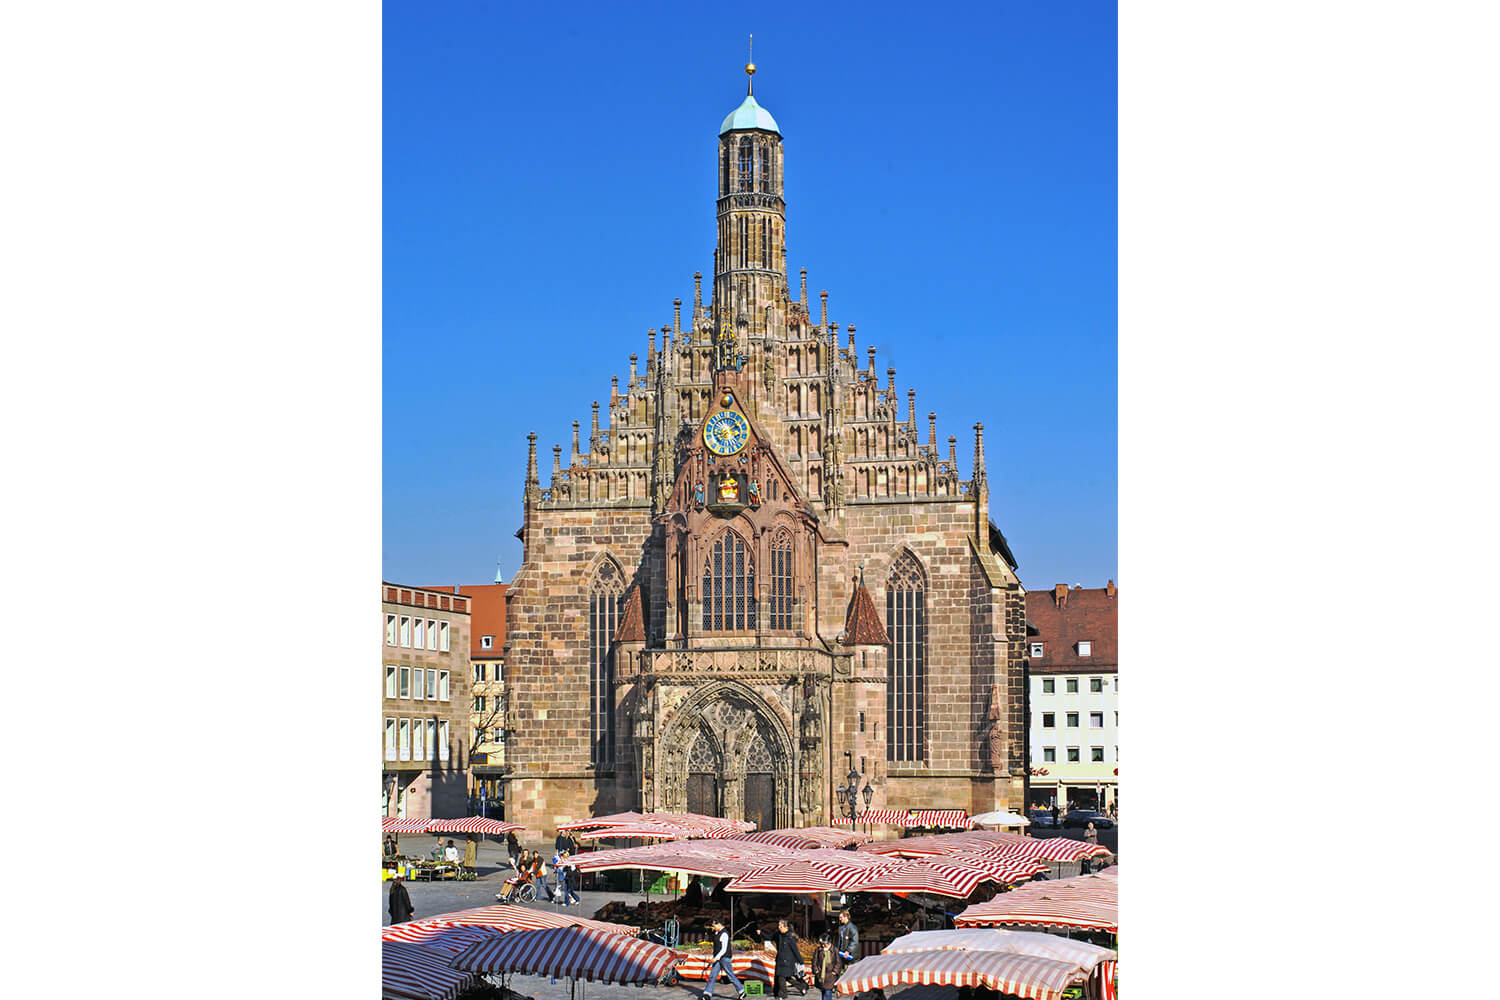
[738,138,753,192]
[589,561,625,765]
[702,531,756,632]
[768,529,794,631]
[887,551,927,763]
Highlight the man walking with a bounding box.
[557,851,581,906]
[704,917,746,1000]
[388,872,414,925]
[835,911,859,971]
[773,917,801,998]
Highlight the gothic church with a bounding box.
[505,65,1027,838]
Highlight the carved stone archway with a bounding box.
[658,680,795,829]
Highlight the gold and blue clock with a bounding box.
[703,408,749,456]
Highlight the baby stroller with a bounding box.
[495,873,537,904]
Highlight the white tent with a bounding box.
[970,810,1031,830]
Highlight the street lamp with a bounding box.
[840,759,870,833]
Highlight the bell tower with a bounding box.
[714,57,786,351]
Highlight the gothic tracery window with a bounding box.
[887,551,927,763]
[589,561,625,765]
[702,530,756,632]
[769,529,794,631]
[745,729,773,773]
[738,139,753,192]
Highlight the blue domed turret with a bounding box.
[719,94,780,136]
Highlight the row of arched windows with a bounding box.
[585,546,928,766]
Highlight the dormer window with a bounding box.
[480,635,494,650]
[1030,642,1044,658]
[1078,640,1092,656]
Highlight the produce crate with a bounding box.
[745,983,764,996]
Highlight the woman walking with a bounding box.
[773,917,801,998]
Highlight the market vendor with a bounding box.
[383,834,398,860]
[430,840,446,862]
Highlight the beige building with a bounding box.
[424,582,509,814]
[381,583,473,818]
[503,67,1028,839]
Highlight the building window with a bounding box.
[438,671,449,701]
[426,619,437,651]
[425,669,437,701]
[1114,711,1118,726]
[703,530,756,631]
[399,719,410,760]
[413,718,425,760]
[481,635,494,650]
[399,616,411,647]
[474,695,485,712]
[439,621,450,652]
[474,663,487,682]
[858,711,866,733]
[385,718,397,761]
[439,721,450,761]
[1091,746,1105,762]
[1066,678,1079,694]
[495,659,504,683]
[887,550,927,764]
[426,719,437,761]
[1042,713,1055,728]
[1078,641,1092,656]
[1067,747,1080,763]
[1066,712,1079,728]
[1041,678,1055,694]
[1090,677,1104,693]
[1030,642,1044,657]
[386,614,398,646]
[1042,747,1056,762]
[1090,712,1104,728]
[768,530,794,630]
[399,667,411,699]
[1114,676,1118,691]
[738,138,753,191]
[385,666,397,698]
[413,619,425,649]
[590,561,625,766]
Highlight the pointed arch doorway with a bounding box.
[686,726,722,818]
[658,682,794,830]
[742,728,776,834]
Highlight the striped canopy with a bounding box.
[728,859,883,893]
[556,811,646,831]
[449,924,681,984]
[882,928,1116,972]
[383,817,434,834]
[573,823,689,841]
[381,923,504,956]
[567,838,805,877]
[421,904,639,938]
[726,826,869,850]
[860,831,1108,863]
[834,949,1089,1000]
[558,811,753,838]
[676,949,776,985]
[382,940,478,1000]
[839,859,1015,899]
[833,809,973,830]
[955,871,1119,933]
[425,817,524,836]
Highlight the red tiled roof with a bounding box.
[422,583,507,656]
[1024,583,1117,674]
[845,579,891,645]
[612,584,646,643]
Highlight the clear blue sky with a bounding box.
[383,1,1116,591]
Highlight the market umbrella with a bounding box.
[384,817,432,834]
[726,826,869,850]
[839,859,1017,899]
[970,810,1031,829]
[728,859,885,893]
[834,949,1090,1000]
[382,940,479,1000]
[426,817,524,835]
[954,894,1118,934]
[882,927,1116,971]
[381,922,505,955]
[449,924,682,984]
[424,903,639,937]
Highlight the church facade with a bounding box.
[504,68,1028,838]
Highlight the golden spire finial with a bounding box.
[745,34,755,95]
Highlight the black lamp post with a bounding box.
[840,759,872,833]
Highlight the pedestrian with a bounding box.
[557,851,581,906]
[505,831,521,869]
[684,876,704,909]
[444,839,460,864]
[773,917,801,998]
[1084,822,1098,846]
[388,872,414,925]
[703,917,746,1000]
[835,911,859,971]
[383,834,398,860]
[1051,803,1059,825]
[463,834,477,871]
[555,829,578,856]
[811,934,836,1000]
[430,839,446,862]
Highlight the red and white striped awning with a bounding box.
[882,928,1116,972]
[832,809,973,830]
[839,859,1014,899]
[556,811,647,831]
[383,817,433,834]
[726,826,869,850]
[676,949,776,984]
[449,924,681,984]
[558,811,753,838]
[954,873,1119,934]
[573,823,689,841]
[568,839,805,877]
[859,831,1108,863]
[425,817,524,836]
[728,859,889,893]
[834,949,1089,1000]
[380,923,504,956]
[381,940,478,1000]
[421,903,639,938]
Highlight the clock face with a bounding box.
[703,409,750,456]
